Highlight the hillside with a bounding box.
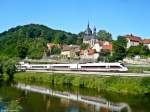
[0,24,79,59]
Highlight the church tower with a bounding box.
[93,26,96,37]
[85,22,92,36]
[83,22,97,47]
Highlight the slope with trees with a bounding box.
[0,24,78,60]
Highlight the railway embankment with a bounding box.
[14,72,150,95]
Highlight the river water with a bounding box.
[0,82,149,112]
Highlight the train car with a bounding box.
[51,64,78,71]
[16,63,30,71]
[78,63,127,72]
[17,62,128,72]
[17,63,50,71]
[28,64,50,70]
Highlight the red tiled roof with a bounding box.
[80,50,84,55]
[88,48,95,55]
[102,44,112,51]
[125,34,142,42]
[143,39,150,44]
[62,45,71,51]
[62,45,80,52]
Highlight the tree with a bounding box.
[111,36,127,61]
[47,35,52,42]
[98,49,111,62]
[6,64,16,80]
[78,31,85,38]
[117,36,127,47]
[26,28,41,38]
[0,63,3,79]
[60,34,67,44]
[51,47,61,55]
[53,36,61,44]
[76,37,83,45]
[80,43,89,50]
[127,44,150,57]
[17,43,28,59]
[112,43,126,61]
[144,46,150,56]
[97,30,112,42]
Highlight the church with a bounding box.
[83,22,97,47]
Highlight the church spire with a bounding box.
[93,26,96,37]
[87,21,90,28]
[85,21,92,36]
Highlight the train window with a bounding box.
[53,66,69,68]
[120,63,125,67]
[31,66,45,68]
[81,66,106,68]
[110,66,121,68]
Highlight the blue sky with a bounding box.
[0,0,150,39]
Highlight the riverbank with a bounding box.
[14,72,150,95]
[25,69,150,77]
[127,66,150,73]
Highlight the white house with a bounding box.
[92,41,112,53]
[80,49,99,61]
[143,39,150,49]
[92,43,102,52]
[124,34,142,48]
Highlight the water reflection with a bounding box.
[0,82,149,112]
[15,83,131,112]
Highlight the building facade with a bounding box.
[124,34,142,48]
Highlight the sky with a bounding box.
[0,0,150,39]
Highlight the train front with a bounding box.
[120,63,128,72]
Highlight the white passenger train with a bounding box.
[17,62,128,72]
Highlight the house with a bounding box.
[92,42,102,52]
[61,45,80,59]
[80,48,99,62]
[143,39,150,49]
[92,40,112,53]
[102,43,112,52]
[124,34,142,48]
[47,43,61,50]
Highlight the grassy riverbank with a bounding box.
[14,72,150,95]
[128,66,150,73]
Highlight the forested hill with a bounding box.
[0,24,80,59]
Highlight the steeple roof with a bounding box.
[85,22,92,36]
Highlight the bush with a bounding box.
[51,47,61,55]
[6,64,16,80]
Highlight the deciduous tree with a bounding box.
[97,30,112,42]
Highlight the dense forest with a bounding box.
[0,24,81,60]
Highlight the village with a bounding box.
[38,23,150,64]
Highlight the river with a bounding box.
[0,82,149,112]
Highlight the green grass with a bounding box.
[14,72,150,95]
[128,66,150,73]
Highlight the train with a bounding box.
[17,62,128,72]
